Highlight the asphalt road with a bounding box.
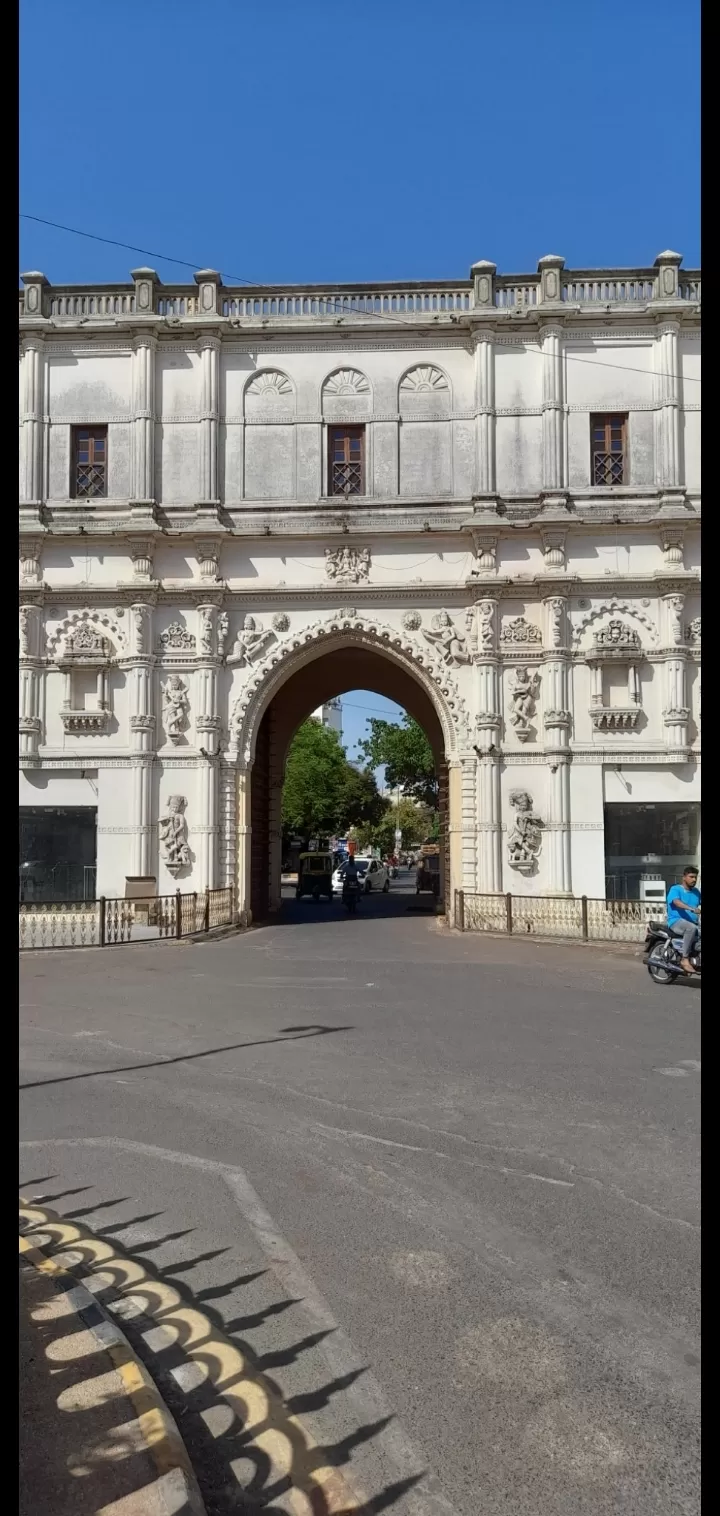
[19,879,701,1516]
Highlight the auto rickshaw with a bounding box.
[296,851,334,902]
[415,843,441,899]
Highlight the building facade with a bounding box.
[19,253,700,916]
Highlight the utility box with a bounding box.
[639,876,666,905]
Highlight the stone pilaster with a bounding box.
[195,605,221,890]
[198,338,220,504]
[540,324,565,492]
[542,595,572,896]
[469,597,502,892]
[236,767,252,925]
[19,605,43,764]
[20,337,44,503]
[131,334,156,504]
[662,592,689,750]
[473,327,495,495]
[656,321,681,489]
[128,602,156,879]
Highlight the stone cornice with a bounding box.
[19,570,700,608]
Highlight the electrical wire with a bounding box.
[20,213,701,384]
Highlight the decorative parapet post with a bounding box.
[19,605,43,764]
[128,601,156,879]
[654,249,683,302]
[20,270,48,319]
[468,596,502,892]
[195,268,222,317]
[130,266,159,317]
[537,253,565,306]
[471,259,496,310]
[542,595,572,896]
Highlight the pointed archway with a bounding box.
[226,615,464,923]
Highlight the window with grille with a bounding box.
[591,414,627,486]
[72,426,108,498]
[328,426,365,497]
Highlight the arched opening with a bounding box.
[232,633,458,925]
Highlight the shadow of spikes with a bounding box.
[22,1198,392,1516]
[131,1228,196,1254]
[24,1185,92,1202]
[195,1270,268,1303]
[163,1246,231,1274]
[256,1328,336,1371]
[19,1024,354,1090]
[224,1298,301,1334]
[98,1211,166,1235]
[332,1473,427,1516]
[18,1175,58,1190]
[285,1366,367,1417]
[64,1197,133,1219]
[308,1417,395,1471]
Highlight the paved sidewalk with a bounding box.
[19,1253,203,1516]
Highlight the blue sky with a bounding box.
[20,0,699,759]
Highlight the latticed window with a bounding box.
[73,426,108,498]
[329,426,365,496]
[591,414,627,486]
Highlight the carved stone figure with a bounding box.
[19,609,30,656]
[477,600,497,651]
[325,547,371,584]
[507,790,543,875]
[199,609,214,657]
[500,617,542,645]
[162,675,189,744]
[231,615,274,666]
[133,606,147,654]
[422,610,469,666]
[159,795,191,876]
[217,611,230,657]
[686,617,701,646]
[272,612,290,632]
[509,669,541,741]
[402,610,422,632]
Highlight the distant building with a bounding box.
[311,698,342,740]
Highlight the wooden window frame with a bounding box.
[590,413,628,487]
[328,425,365,498]
[72,425,108,499]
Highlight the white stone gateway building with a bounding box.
[19,253,700,920]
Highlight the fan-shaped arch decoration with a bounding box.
[322,368,370,396]
[400,365,449,392]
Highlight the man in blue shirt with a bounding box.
[666,866,701,974]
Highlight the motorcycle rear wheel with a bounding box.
[648,949,674,985]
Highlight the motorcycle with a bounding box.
[342,879,361,914]
[644,921,701,984]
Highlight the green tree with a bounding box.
[353,796,432,856]
[282,721,387,845]
[358,716,437,807]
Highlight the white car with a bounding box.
[332,858,390,896]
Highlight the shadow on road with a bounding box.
[19,1024,353,1091]
[19,1195,426,1515]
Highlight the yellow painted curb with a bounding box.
[19,1227,205,1513]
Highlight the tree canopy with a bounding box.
[282,720,387,845]
[352,796,434,856]
[358,715,437,808]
